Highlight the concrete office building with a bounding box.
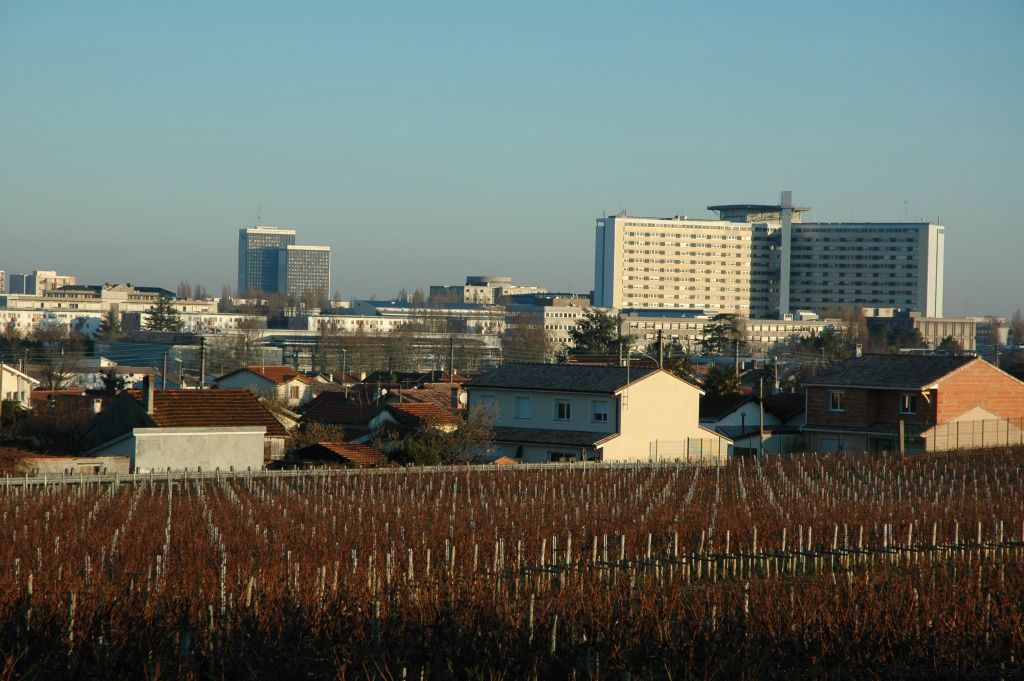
[594,192,945,319]
[277,245,331,300]
[238,227,296,296]
[0,271,5,294]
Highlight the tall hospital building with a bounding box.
[594,192,944,318]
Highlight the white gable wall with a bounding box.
[601,371,729,462]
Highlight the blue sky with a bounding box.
[1,1,1022,315]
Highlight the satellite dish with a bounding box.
[458,391,468,405]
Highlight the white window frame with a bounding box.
[554,399,571,421]
[828,391,845,413]
[591,400,609,423]
[514,396,531,420]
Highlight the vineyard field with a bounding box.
[2,451,1023,679]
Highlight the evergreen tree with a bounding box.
[144,295,184,332]
[98,309,123,340]
[562,309,629,358]
[703,364,743,398]
[100,367,125,394]
[698,313,742,357]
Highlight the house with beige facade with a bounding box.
[464,364,729,463]
[215,365,315,407]
[0,363,39,410]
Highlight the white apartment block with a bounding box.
[0,309,102,337]
[301,307,507,336]
[594,214,776,316]
[124,311,264,335]
[0,283,217,316]
[594,192,945,319]
[0,284,218,337]
[621,313,846,354]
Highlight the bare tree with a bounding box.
[237,317,265,366]
[176,280,192,299]
[32,327,86,390]
[316,319,346,373]
[218,285,235,313]
[824,305,868,347]
[502,311,552,363]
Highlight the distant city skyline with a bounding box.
[1,2,1022,316]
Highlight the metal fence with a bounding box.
[0,459,719,489]
[648,438,727,465]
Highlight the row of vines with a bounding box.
[2,450,1023,679]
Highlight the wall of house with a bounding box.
[490,442,594,464]
[279,379,314,407]
[132,426,265,473]
[0,366,37,409]
[24,456,130,476]
[925,406,1024,451]
[700,402,778,430]
[935,360,1024,423]
[600,371,728,462]
[469,388,618,436]
[805,386,937,429]
[733,433,804,455]
[805,432,868,454]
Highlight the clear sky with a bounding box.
[1,1,1022,316]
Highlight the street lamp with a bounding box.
[342,349,348,398]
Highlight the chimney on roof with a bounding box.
[143,375,155,414]
[92,398,103,414]
[852,344,863,359]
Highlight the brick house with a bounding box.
[803,355,1024,453]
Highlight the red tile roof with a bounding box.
[129,389,289,437]
[301,392,382,426]
[299,442,385,467]
[0,446,39,460]
[401,383,463,412]
[220,366,313,386]
[388,402,459,427]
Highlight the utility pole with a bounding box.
[657,329,664,369]
[199,337,206,389]
[449,337,455,384]
[342,348,348,399]
[758,378,765,455]
[163,353,168,389]
[735,339,740,376]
